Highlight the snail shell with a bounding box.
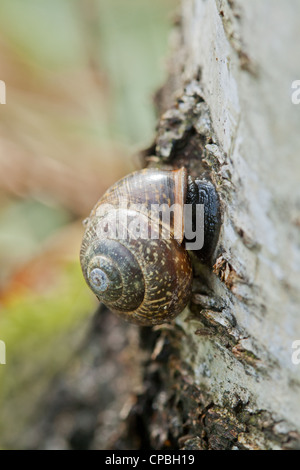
[80,168,193,325]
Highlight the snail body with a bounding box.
[80,167,220,325]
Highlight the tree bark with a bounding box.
[120,0,300,450]
[22,0,300,451]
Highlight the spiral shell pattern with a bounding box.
[80,168,193,325]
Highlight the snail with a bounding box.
[80,167,220,325]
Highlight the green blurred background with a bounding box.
[0,0,176,448]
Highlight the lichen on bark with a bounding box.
[120,0,300,450]
[21,0,300,450]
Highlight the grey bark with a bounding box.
[135,0,300,450]
[20,0,300,451]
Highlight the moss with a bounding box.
[0,261,95,446]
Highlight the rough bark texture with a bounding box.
[122,0,300,450]
[22,0,300,450]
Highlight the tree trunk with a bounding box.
[23,0,300,450]
[119,0,300,450]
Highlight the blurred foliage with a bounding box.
[0,0,176,448]
[0,261,92,447]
